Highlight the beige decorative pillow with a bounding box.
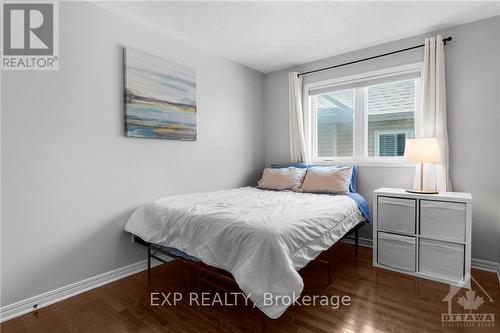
[300,166,353,194]
[257,167,307,192]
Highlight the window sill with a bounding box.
[311,158,416,168]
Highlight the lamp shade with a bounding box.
[404,138,442,163]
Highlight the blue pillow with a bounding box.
[270,163,357,193]
[270,163,311,169]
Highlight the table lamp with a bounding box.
[404,138,441,194]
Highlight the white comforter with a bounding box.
[124,187,364,318]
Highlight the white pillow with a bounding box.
[257,167,306,192]
[300,166,353,194]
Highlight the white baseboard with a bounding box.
[2,241,499,323]
[0,258,164,323]
[471,258,500,283]
[342,237,500,283]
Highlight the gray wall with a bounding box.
[1,2,264,307]
[263,16,500,264]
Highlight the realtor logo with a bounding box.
[1,1,58,70]
[442,274,495,328]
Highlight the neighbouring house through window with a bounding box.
[307,64,421,162]
[375,130,410,157]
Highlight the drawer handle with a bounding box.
[381,239,415,246]
[421,242,463,251]
[379,198,414,207]
[379,234,415,244]
[421,203,465,211]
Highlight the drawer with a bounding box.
[377,232,416,272]
[377,197,416,234]
[419,238,464,282]
[420,200,466,242]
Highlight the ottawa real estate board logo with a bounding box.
[442,274,495,328]
[1,1,59,70]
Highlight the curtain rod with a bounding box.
[297,36,452,77]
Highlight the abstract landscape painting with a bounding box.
[124,48,196,140]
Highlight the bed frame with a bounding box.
[136,221,364,331]
[135,221,364,286]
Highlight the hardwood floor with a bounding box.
[2,243,499,333]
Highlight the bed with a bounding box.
[124,185,370,319]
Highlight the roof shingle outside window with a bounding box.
[367,79,416,115]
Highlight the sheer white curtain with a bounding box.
[414,35,452,191]
[288,72,309,163]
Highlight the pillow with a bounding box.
[257,167,306,192]
[271,163,357,192]
[300,166,353,194]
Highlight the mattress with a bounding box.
[124,186,365,318]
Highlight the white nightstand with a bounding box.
[373,188,472,287]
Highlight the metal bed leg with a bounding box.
[355,227,359,254]
[327,247,332,285]
[147,243,151,271]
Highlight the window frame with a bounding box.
[304,63,422,166]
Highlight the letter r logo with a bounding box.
[3,3,53,56]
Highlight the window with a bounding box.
[375,130,410,156]
[307,64,421,162]
[367,80,416,157]
[315,89,354,157]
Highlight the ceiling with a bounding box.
[95,1,500,73]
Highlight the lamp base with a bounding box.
[405,189,439,194]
